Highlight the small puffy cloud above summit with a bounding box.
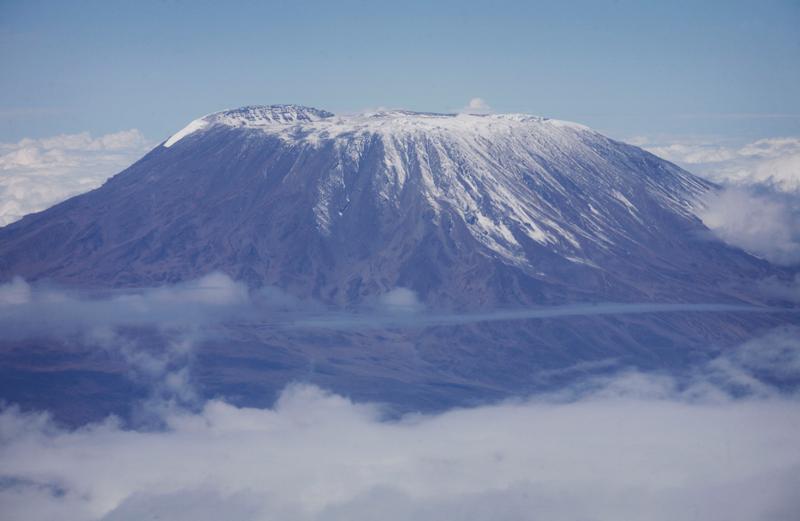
[0,129,151,226]
[460,97,492,114]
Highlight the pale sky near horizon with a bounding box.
[1,0,799,144]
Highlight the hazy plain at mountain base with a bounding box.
[1,274,797,426]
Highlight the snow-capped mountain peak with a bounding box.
[164,104,335,147]
[3,103,755,309]
[161,106,709,269]
[211,104,335,125]
[163,105,597,148]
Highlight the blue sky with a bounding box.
[1,0,799,142]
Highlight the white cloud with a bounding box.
[697,187,800,265]
[1,349,799,521]
[645,141,738,164]
[460,97,492,114]
[0,273,252,334]
[719,326,800,384]
[0,130,151,226]
[0,273,255,411]
[703,138,800,194]
[376,287,425,314]
[636,135,800,264]
[639,136,800,193]
[0,277,31,305]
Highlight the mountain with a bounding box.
[0,105,795,423]
[0,105,776,306]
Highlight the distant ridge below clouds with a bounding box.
[0,129,151,225]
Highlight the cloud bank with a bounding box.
[635,135,800,265]
[639,136,800,193]
[1,353,799,521]
[698,186,800,265]
[0,130,151,225]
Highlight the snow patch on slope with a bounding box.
[163,118,208,148]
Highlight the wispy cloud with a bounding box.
[0,273,258,415]
[1,275,787,337]
[0,273,252,336]
[0,129,152,226]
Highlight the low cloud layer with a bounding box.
[0,130,151,225]
[1,344,799,521]
[634,135,800,265]
[0,273,252,334]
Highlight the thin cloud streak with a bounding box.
[287,302,793,330]
[0,275,793,336]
